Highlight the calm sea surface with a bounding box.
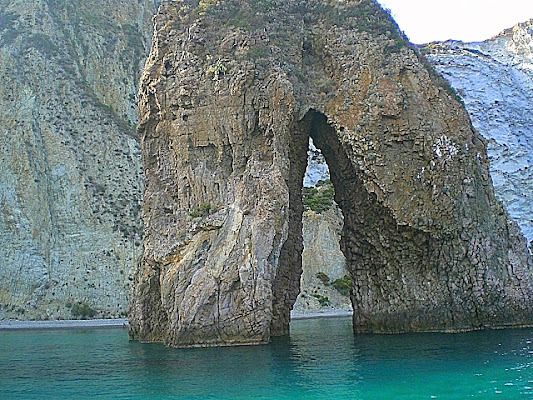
[1,317,533,399]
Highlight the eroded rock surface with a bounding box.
[0,0,154,319]
[130,0,533,347]
[424,20,533,246]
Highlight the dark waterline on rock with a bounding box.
[1,316,533,399]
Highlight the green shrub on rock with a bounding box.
[331,275,352,296]
[189,203,212,218]
[312,294,330,307]
[71,301,97,319]
[303,181,335,213]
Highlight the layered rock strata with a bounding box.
[0,0,154,319]
[424,19,533,246]
[130,0,533,347]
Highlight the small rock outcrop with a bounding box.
[424,19,533,246]
[130,0,533,347]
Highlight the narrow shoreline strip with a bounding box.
[0,310,353,330]
[0,318,129,330]
[291,309,353,320]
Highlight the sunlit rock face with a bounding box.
[294,205,351,313]
[424,19,533,246]
[0,0,154,320]
[130,0,533,348]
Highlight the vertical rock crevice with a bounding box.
[304,110,436,332]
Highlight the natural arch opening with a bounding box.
[272,109,433,336]
[293,138,352,315]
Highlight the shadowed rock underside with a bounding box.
[129,0,533,347]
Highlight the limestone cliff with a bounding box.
[0,0,154,319]
[294,206,351,312]
[424,19,533,246]
[130,0,533,347]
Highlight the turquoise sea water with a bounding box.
[1,317,533,399]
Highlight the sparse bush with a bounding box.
[417,47,465,105]
[312,294,330,307]
[206,59,227,80]
[71,301,97,319]
[197,0,221,15]
[331,275,352,296]
[189,203,212,218]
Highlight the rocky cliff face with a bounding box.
[1,0,531,332]
[0,0,154,319]
[297,18,533,313]
[0,0,347,321]
[294,206,351,312]
[424,19,533,247]
[130,0,533,347]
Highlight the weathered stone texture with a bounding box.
[424,19,533,245]
[130,0,533,347]
[0,0,154,319]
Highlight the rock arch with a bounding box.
[129,0,533,347]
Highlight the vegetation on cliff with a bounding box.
[303,180,335,213]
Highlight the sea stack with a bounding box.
[129,0,533,347]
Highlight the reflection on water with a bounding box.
[1,317,533,399]
[283,318,363,398]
